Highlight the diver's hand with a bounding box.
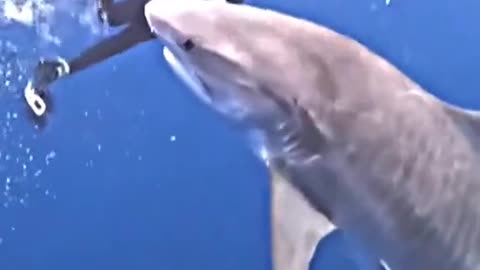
[31,57,70,95]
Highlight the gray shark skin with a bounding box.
[144,1,480,270]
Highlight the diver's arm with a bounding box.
[31,23,154,93]
[68,23,154,74]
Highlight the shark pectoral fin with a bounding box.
[269,166,336,270]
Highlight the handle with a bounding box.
[24,80,46,117]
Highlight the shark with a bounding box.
[143,0,480,270]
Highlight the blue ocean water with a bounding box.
[0,0,479,269]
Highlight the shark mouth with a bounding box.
[162,46,273,165]
[162,46,213,105]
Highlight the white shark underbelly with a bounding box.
[163,46,253,121]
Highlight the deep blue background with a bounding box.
[1,0,479,269]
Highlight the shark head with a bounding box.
[144,0,333,162]
[145,0,297,121]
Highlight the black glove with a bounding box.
[31,58,69,95]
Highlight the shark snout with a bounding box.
[144,0,171,35]
[144,0,200,36]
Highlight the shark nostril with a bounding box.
[182,39,195,51]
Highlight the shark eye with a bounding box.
[181,39,195,51]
